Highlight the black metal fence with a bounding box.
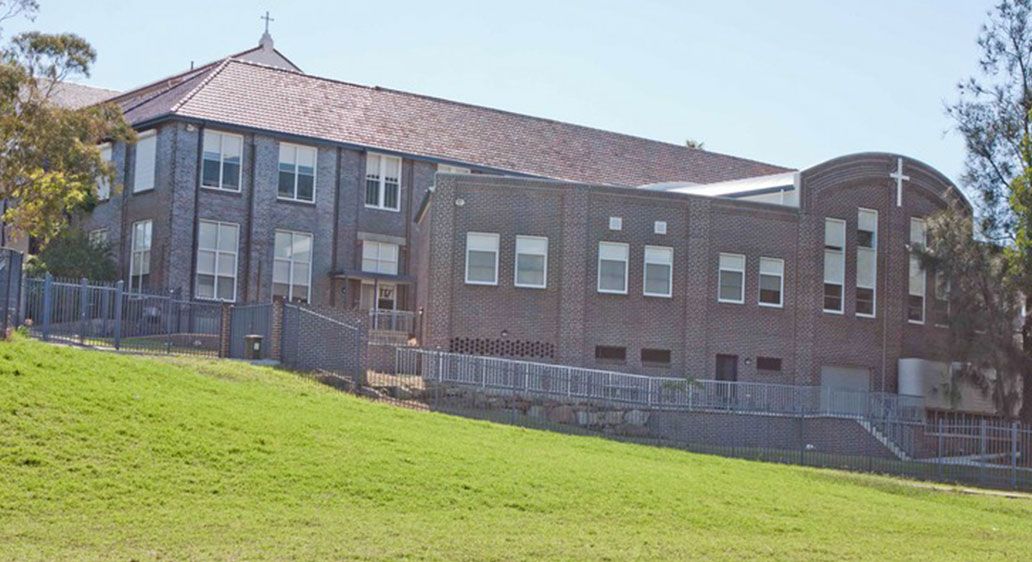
[21,274,223,356]
[229,303,273,359]
[355,348,1032,493]
[0,248,22,337]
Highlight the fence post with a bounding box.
[78,277,88,344]
[979,419,987,486]
[937,419,944,481]
[113,281,123,350]
[41,273,52,341]
[1012,422,1019,490]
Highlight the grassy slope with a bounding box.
[1,337,1030,561]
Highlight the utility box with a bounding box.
[244,334,263,360]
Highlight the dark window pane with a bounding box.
[719,271,743,301]
[908,295,924,322]
[641,348,671,365]
[858,230,875,248]
[297,173,314,201]
[756,356,782,372]
[856,288,874,315]
[384,181,399,209]
[759,274,781,305]
[823,283,842,311]
[595,346,626,362]
[365,179,380,206]
[278,171,295,198]
[222,162,240,189]
[201,158,221,187]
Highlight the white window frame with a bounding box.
[133,130,157,193]
[823,218,846,314]
[277,142,317,202]
[465,232,500,286]
[643,245,673,298]
[597,241,629,295]
[365,152,402,212]
[654,221,667,235]
[200,130,243,192]
[758,257,784,308]
[608,217,623,231]
[194,220,239,302]
[128,219,152,293]
[97,142,112,201]
[514,235,548,289]
[273,230,313,303]
[908,217,927,325]
[361,240,399,275]
[718,252,746,304]
[856,208,878,318]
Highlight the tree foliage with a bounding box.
[24,228,116,280]
[919,209,1028,419]
[0,0,134,246]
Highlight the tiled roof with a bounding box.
[49,82,120,109]
[119,59,791,186]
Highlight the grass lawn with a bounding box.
[1,337,1031,560]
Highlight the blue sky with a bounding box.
[2,0,995,187]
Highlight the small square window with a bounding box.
[608,216,622,231]
[654,221,667,235]
[595,345,626,363]
[756,357,782,372]
[641,348,671,365]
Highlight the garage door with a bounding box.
[820,366,871,416]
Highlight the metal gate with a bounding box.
[229,303,273,359]
[0,248,23,336]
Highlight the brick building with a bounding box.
[64,35,1002,412]
[416,154,983,407]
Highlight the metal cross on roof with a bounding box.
[890,157,910,207]
[261,11,275,34]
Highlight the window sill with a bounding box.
[758,302,783,309]
[598,289,629,295]
[908,320,925,326]
[464,280,498,287]
[132,187,155,195]
[200,185,242,195]
[644,292,673,299]
[364,204,401,213]
[856,313,877,319]
[194,296,237,304]
[277,196,317,206]
[515,283,547,290]
[822,309,844,315]
[718,298,745,305]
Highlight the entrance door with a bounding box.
[715,354,738,408]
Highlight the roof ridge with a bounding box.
[117,63,223,116]
[170,58,234,114]
[217,58,791,173]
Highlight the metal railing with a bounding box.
[396,348,925,423]
[368,309,416,334]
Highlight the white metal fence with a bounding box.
[396,347,925,423]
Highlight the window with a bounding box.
[597,242,629,294]
[756,356,782,372]
[654,221,667,235]
[195,220,239,301]
[88,228,108,246]
[465,232,499,285]
[97,143,112,201]
[595,345,626,363]
[437,164,470,174]
[133,130,156,193]
[278,142,316,202]
[201,130,242,191]
[361,241,399,275]
[908,218,927,323]
[718,253,745,304]
[365,153,401,211]
[128,220,152,292]
[608,216,622,231]
[641,348,671,366]
[758,257,784,307]
[643,246,673,297]
[856,209,878,317]
[823,218,845,313]
[273,230,312,303]
[514,236,548,288]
